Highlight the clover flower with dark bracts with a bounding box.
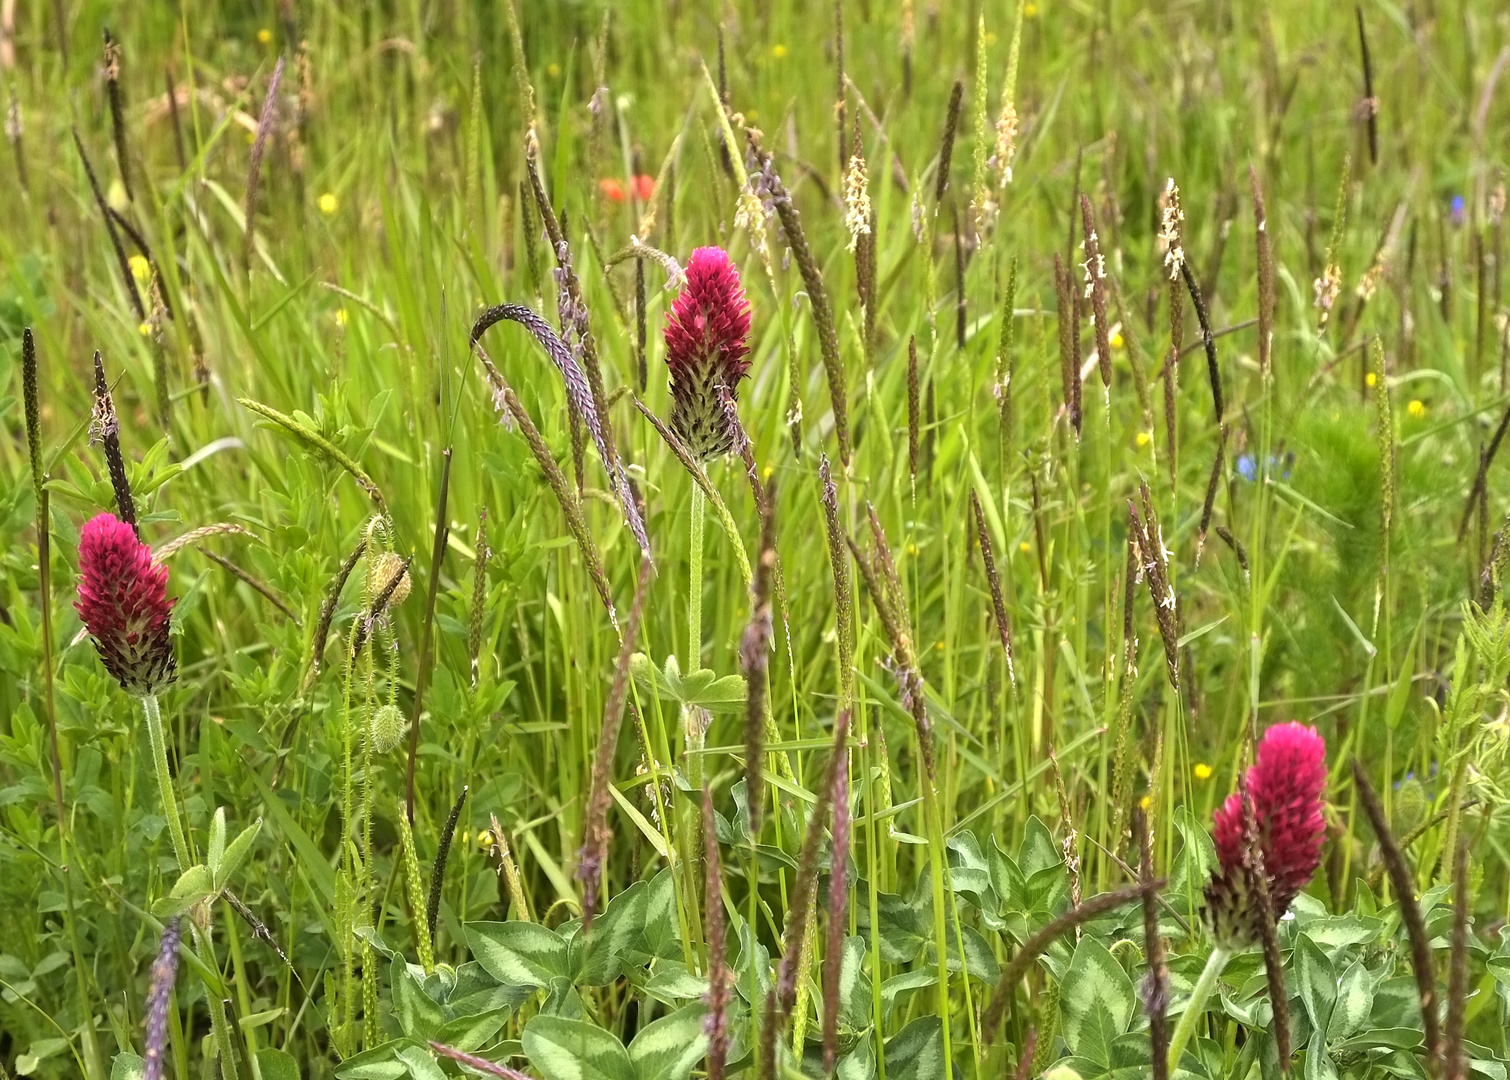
[1204,722,1327,946]
[76,512,177,696]
[664,246,752,460]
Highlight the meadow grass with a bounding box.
[2,1,1510,1078]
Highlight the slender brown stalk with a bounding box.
[821,732,850,1073]
[1081,194,1112,388]
[244,56,286,276]
[908,335,921,488]
[165,68,186,173]
[471,302,649,557]
[199,550,299,623]
[470,509,490,689]
[1196,427,1227,566]
[1356,6,1378,167]
[90,352,137,529]
[935,78,964,204]
[1251,166,1275,383]
[428,1043,533,1080]
[8,85,28,195]
[1457,400,1510,544]
[982,881,1157,1042]
[702,789,730,1080]
[635,256,648,393]
[103,30,132,202]
[22,328,67,854]
[427,787,469,946]
[301,538,368,692]
[1352,760,1440,1072]
[73,129,145,321]
[1055,254,1081,436]
[576,557,652,927]
[742,486,777,834]
[1241,780,1291,1074]
[1164,279,1184,486]
[750,131,849,465]
[774,711,848,1018]
[996,257,1019,469]
[1135,808,1168,1080]
[970,490,1016,686]
[480,368,616,624]
[1180,260,1223,425]
[1128,487,1180,690]
[1444,840,1469,1080]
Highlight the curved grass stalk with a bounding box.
[237,397,387,512]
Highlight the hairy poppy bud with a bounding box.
[75,512,176,696]
[664,246,752,460]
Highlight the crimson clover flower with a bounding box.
[663,246,752,460]
[1204,722,1327,946]
[75,512,177,696]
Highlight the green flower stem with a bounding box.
[141,693,191,872]
[199,935,242,1080]
[687,484,706,672]
[1166,943,1233,1074]
[142,692,242,1080]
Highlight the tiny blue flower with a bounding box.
[1237,454,1258,482]
[1451,195,1466,227]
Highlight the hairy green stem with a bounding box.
[688,484,706,671]
[142,693,191,871]
[1166,943,1232,1073]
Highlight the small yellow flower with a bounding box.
[907,542,919,556]
[1110,330,1125,350]
[1018,540,1032,553]
[477,830,493,849]
[137,321,152,337]
[1135,431,1151,448]
[1365,371,1378,388]
[761,465,774,481]
[128,254,151,282]
[1193,762,1213,780]
[1407,399,1426,418]
[334,308,348,328]
[772,44,788,59]
[1139,794,1153,810]
[247,130,257,145]
[318,191,339,216]
[934,642,944,651]
[257,28,272,44]
[984,31,998,45]
[1024,1,1039,17]
[547,62,561,77]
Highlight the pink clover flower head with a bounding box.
[75,512,177,696]
[663,246,752,459]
